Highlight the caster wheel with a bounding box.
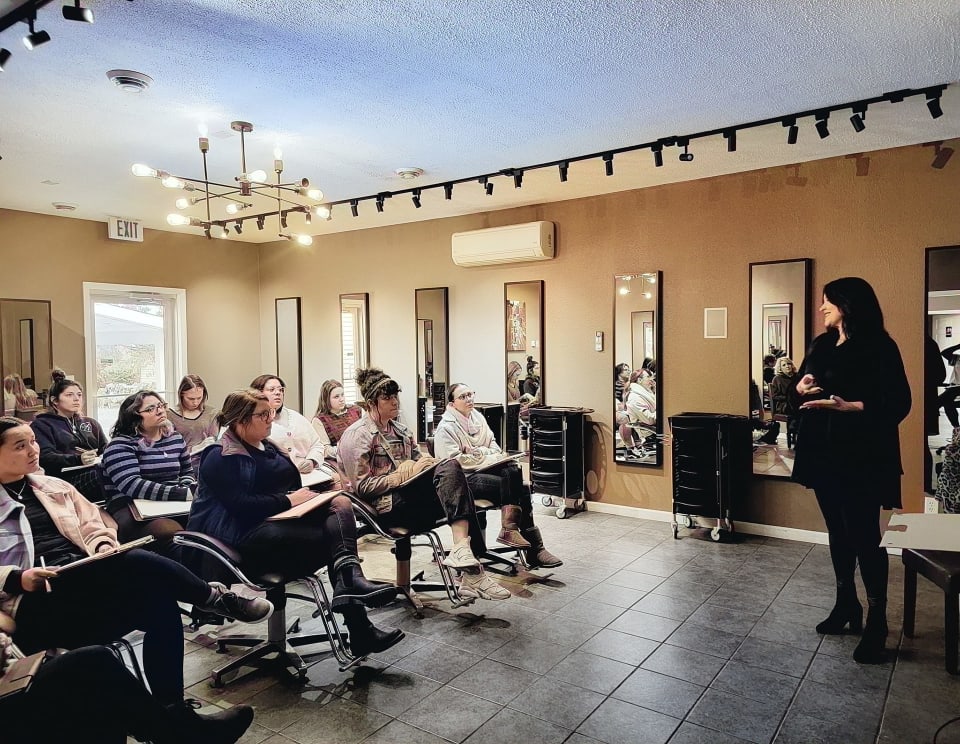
[210,676,225,689]
[216,641,228,654]
[556,507,568,519]
[296,671,307,684]
[541,495,552,507]
[672,524,679,539]
[710,526,721,542]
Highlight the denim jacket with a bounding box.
[337,413,422,501]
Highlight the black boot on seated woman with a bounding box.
[815,584,862,634]
[331,557,398,610]
[340,604,404,658]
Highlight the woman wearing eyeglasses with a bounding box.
[250,375,325,475]
[100,391,194,547]
[433,383,562,569]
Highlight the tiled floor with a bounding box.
[164,509,960,744]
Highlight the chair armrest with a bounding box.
[344,493,396,540]
[173,530,260,588]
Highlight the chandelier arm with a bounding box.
[201,150,212,226]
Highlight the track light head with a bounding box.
[677,138,694,162]
[782,118,799,145]
[62,2,95,23]
[0,48,10,71]
[558,161,569,182]
[350,199,359,217]
[22,19,51,50]
[651,144,664,168]
[512,169,523,188]
[443,183,453,200]
[256,215,265,230]
[234,221,243,234]
[815,112,830,139]
[280,211,288,228]
[602,153,614,176]
[926,89,944,119]
[411,189,422,208]
[479,176,494,196]
[375,195,385,213]
[849,113,865,133]
[931,141,955,169]
[723,129,737,152]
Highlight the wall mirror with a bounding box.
[504,280,544,451]
[749,259,812,478]
[1,298,53,398]
[275,297,303,413]
[415,287,449,441]
[613,272,662,466]
[339,293,370,405]
[925,245,960,495]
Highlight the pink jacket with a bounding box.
[0,474,118,629]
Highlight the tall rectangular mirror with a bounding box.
[749,259,812,478]
[613,272,662,466]
[275,297,303,413]
[1,299,53,401]
[505,280,544,452]
[926,245,960,497]
[415,287,449,441]
[339,293,370,405]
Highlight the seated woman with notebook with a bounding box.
[311,379,363,463]
[337,368,510,601]
[30,374,108,504]
[188,389,404,658]
[433,383,562,569]
[0,416,271,721]
[250,374,326,474]
[168,374,220,470]
[100,390,194,548]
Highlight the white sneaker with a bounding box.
[458,570,511,600]
[442,538,480,569]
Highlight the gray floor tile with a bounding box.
[399,685,501,743]
[279,697,392,744]
[652,578,719,602]
[508,675,606,730]
[641,643,726,686]
[526,616,603,647]
[612,667,704,718]
[774,709,877,744]
[579,582,649,609]
[631,592,704,621]
[359,720,450,744]
[804,651,893,695]
[667,722,753,743]
[730,637,814,678]
[547,649,636,694]
[577,628,660,666]
[686,603,762,637]
[666,620,745,659]
[555,598,627,626]
[625,556,689,577]
[392,640,483,683]
[711,660,800,706]
[607,609,682,642]
[789,678,884,728]
[687,688,787,744]
[488,633,575,674]
[448,657,540,704]
[606,569,667,592]
[577,697,680,744]
[338,665,441,716]
[463,706,571,744]
[748,616,821,652]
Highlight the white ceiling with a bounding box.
[0,0,958,243]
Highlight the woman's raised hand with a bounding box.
[796,374,822,396]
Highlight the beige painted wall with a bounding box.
[0,209,262,408]
[258,141,960,529]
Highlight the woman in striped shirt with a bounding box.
[100,390,194,548]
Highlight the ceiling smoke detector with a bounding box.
[106,69,153,92]
[52,202,77,211]
[394,167,424,180]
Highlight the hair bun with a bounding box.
[51,368,66,384]
[356,367,398,403]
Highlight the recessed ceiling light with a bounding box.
[395,167,424,179]
[106,69,153,92]
[52,202,77,211]
[41,179,60,186]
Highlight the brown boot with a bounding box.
[522,526,563,568]
[497,505,532,548]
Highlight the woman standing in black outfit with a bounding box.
[792,277,911,664]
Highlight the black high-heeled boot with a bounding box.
[853,603,888,664]
[816,583,863,634]
[342,607,405,658]
[331,561,399,610]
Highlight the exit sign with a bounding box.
[108,217,144,242]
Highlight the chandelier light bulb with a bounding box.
[314,205,331,220]
[161,175,186,189]
[273,146,283,160]
[131,163,157,178]
[166,213,191,226]
[247,169,267,183]
[295,234,313,246]
[307,188,323,200]
[225,202,250,215]
[197,122,208,137]
[175,197,190,210]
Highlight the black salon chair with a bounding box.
[173,531,359,686]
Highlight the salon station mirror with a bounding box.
[749,259,812,478]
[415,287,449,442]
[925,246,960,495]
[505,280,544,452]
[0,299,53,407]
[339,293,370,406]
[613,272,662,466]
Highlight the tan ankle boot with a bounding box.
[496,505,532,548]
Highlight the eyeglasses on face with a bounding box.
[455,391,475,401]
[139,402,167,415]
[264,386,285,394]
[253,409,276,422]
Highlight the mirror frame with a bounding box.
[275,297,303,413]
[613,271,663,467]
[415,287,449,441]
[504,280,544,453]
[748,258,812,480]
[0,298,53,398]
[339,292,370,405]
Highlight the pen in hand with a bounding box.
[39,556,53,593]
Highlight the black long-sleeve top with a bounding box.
[791,330,911,508]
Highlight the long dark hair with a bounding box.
[823,276,886,340]
[112,390,164,437]
[48,377,82,413]
[0,416,30,444]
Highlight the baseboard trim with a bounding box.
[585,501,830,545]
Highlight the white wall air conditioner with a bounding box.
[451,221,555,267]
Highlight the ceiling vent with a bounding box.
[52,202,77,211]
[106,69,153,92]
[452,221,555,267]
[395,167,424,179]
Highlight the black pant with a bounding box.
[814,483,889,608]
[379,459,476,533]
[2,646,185,744]
[466,463,534,528]
[239,493,357,578]
[13,549,211,704]
[939,386,960,428]
[112,503,187,560]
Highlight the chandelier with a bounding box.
[131,120,328,244]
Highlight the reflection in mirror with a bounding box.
[415,287,449,441]
[505,280,544,452]
[749,259,811,478]
[339,293,369,405]
[614,272,661,466]
[1,299,53,405]
[925,246,960,497]
[275,297,303,413]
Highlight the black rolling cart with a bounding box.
[669,412,751,540]
[529,407,593,519]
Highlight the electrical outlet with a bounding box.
[925,496,941,514]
